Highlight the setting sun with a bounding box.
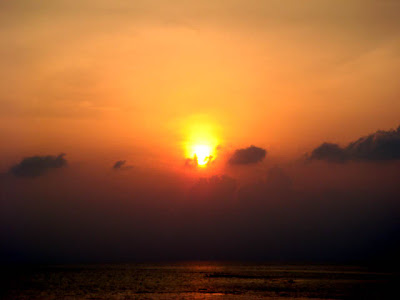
[191,144,213,166]
[183,119,219,167]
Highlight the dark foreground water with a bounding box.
[1,263,396,299]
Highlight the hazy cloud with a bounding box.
[190,175,237,203]
[346,126,400,160]
[265,166,293,190]
[310,143,347,163]
[192,175,237,194]
[1,157,399,264]
[113,160,133,170]
[238,166,293,208]
[9,154,67,177]
[310,126,400,162]
[113,160,126,169]
[229,145,267,165]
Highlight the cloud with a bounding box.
[112,160,133,170]
[310,143,347,163]
[238,166,293,208]
[1,154,399,264]
[113,160,126,169]
[265,166,293,190]
[310,126,400,162]
[192,175,237,194]
[189,175,237,203]
[228,145,267,165]
[9,154,67,178]
[346,126,400,160]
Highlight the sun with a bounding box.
[191,144,213,166]
[184,120,219,168]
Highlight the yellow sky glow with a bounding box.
[184,121,219,167]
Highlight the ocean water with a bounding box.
[1,263,395,299]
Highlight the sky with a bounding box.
[0,0,400,263]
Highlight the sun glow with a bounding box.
[191,144,213,166]
[184,120,219,168]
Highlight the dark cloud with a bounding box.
[187,175,238,222]
[310,143,347,163]
[238,166,293,208]
[310,126,400,162]
[265,166,293,190]
[113,160,126,169]
[113,160,133,170]
[347,126,400,160]
[1,160,399,264]
[228,145,267,165]
[190,175,237,202]
[9,154,67,178]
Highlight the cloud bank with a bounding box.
[1,156,399,264]
[310,126,400,162]
[229,145,267,165]
[9,154,67,177]
[113,160,126,169]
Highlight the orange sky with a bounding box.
[1,0,400,171]
[2,1,400,266]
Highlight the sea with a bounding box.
[1,262,396,299]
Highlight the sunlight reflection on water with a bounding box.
[2,262,395,299]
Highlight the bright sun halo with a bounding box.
[192,144,213,166]
[184,121,219,168]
